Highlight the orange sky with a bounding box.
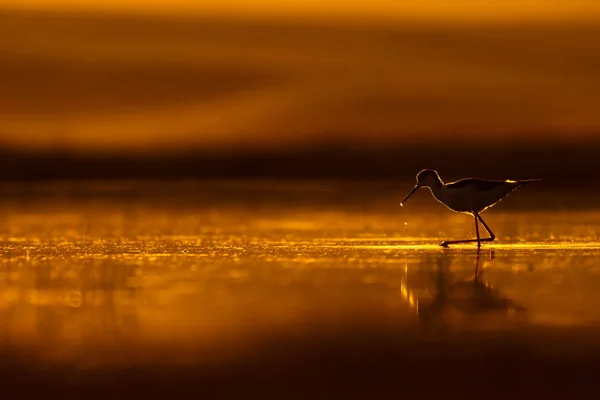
[2,2,600,154]
[5,0,600,22]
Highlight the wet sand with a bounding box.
[1,180,600,397]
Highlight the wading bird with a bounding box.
[401,169,540,248]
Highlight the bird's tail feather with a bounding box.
[518,179,542,185]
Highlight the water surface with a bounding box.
[1,180,599,396]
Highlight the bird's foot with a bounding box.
[440,241,450,248]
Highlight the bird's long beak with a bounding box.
[400,185,420,206]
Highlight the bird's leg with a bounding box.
[474,213,481,248]
[439,212,495,247]
[475,213,496,242]
[440,238,482,247]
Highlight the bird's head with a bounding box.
[401,169,443,206]
[416,169,443,188]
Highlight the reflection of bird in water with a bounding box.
[400,169,540,247]
[417,254,525,331]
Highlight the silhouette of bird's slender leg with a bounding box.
[440,212,495,247]
[475,213,496,243]
[475,214,481,248]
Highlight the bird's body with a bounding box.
[427,178,540,213]
[401,169,540,247]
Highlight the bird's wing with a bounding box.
[445,178,510,191]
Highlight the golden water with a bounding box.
[0,180,598,395]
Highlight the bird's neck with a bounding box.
[426,182,445,200]
[427,179,444,190]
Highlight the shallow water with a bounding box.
[1,180,600,396]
